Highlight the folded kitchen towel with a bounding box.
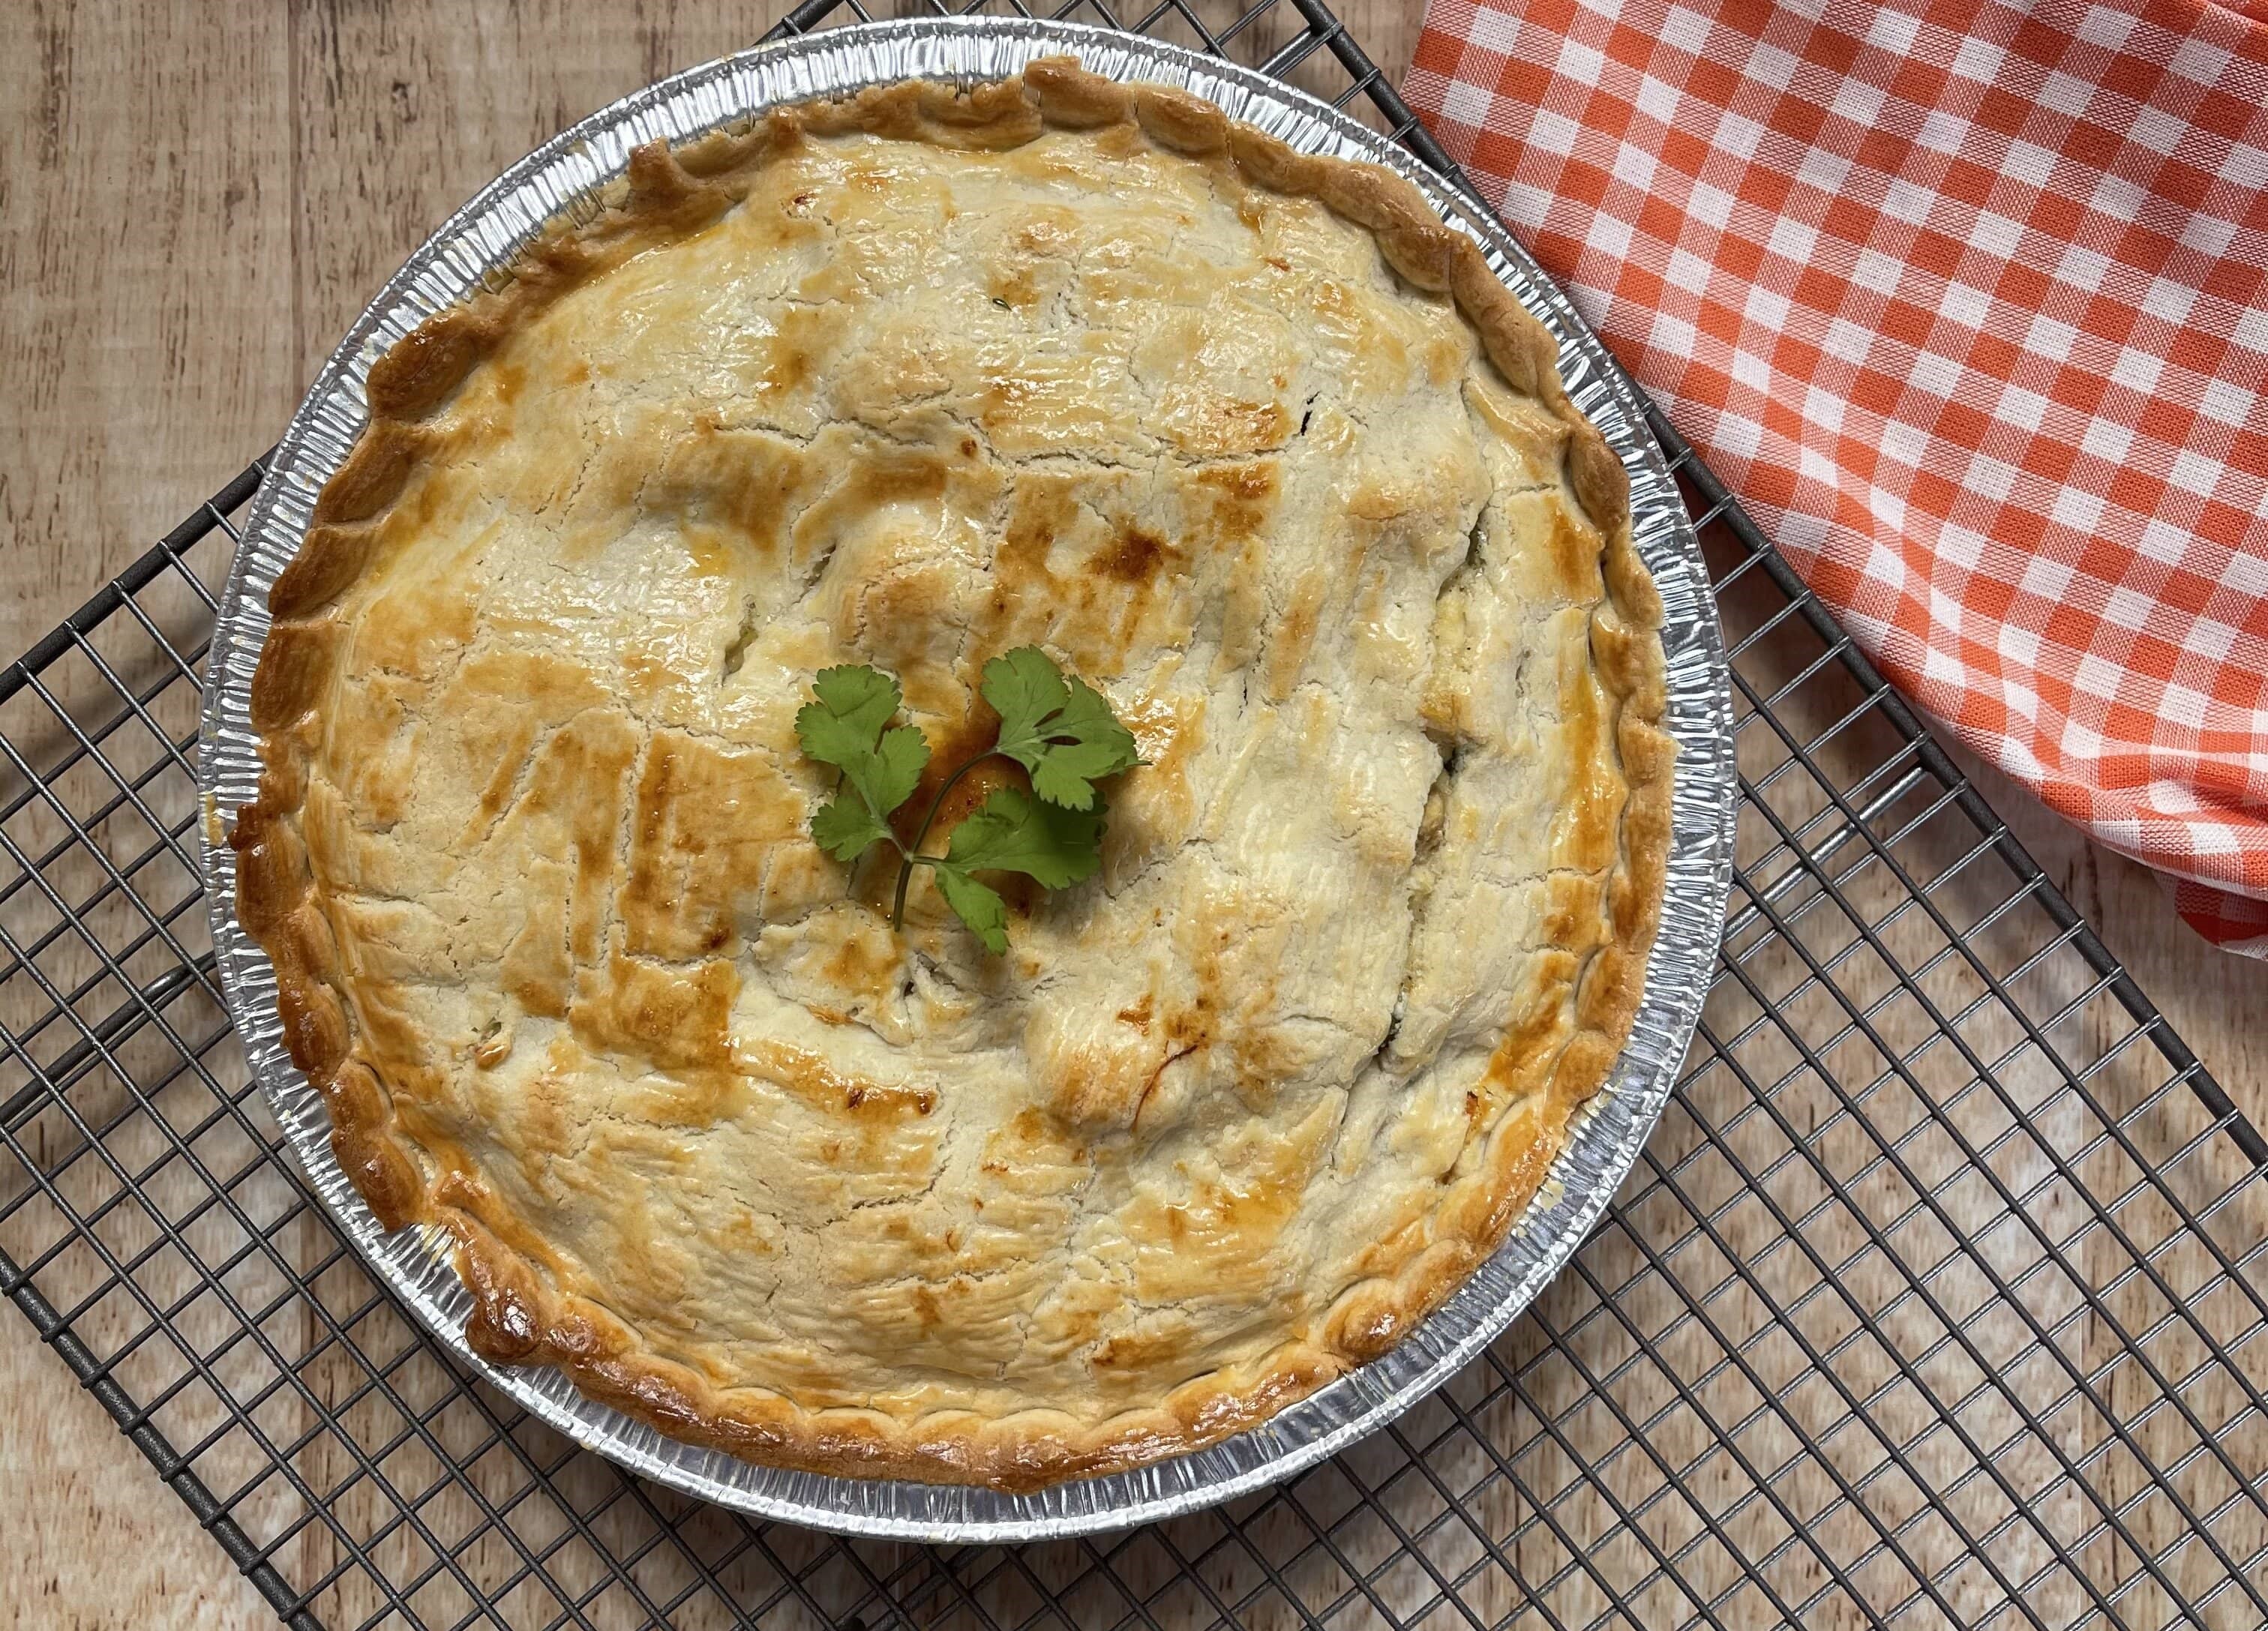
[1407,0,2268,951]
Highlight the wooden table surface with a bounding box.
[4,3,2261,1624]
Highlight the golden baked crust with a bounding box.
[232,57,1672,1490]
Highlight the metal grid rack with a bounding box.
[4,1,2264,1625]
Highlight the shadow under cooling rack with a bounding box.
[5,1,2266,1627]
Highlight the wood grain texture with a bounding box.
[0,2,2255,1626]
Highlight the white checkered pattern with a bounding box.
[1410,0,2268,952]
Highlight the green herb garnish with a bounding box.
[794,647,1143,953]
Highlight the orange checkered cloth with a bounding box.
[1407,0,2268,952]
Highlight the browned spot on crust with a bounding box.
[349,577,478,682]
[1163,999,1214,1051]
[739,1038,938,1121]
[992,480,1073,609]
[1483,951,1579,1102]
[314,421,425,525]
[1546,492,1605,602]
[460,713,538,846]
[1096,526,1172,583]
[759,302,840,398]
[1263,574,1323,700]
[1193,459,1277,534]
[989,264,1039,308]
[652,418,815,571]
[1121,1114,1322,1306]
[570,952,740,1074]
[1129,1042,1198,1132]
[268,525,377,620]
[1168,396,1290,460]
[622,730,800,961]
[366,310,499,419]
[989,482,1200,673]
[249,614,345,732]
[465,708,642,975]
[1551,643,1622,874]
[820,932,901,1009]
[1092,1323,1192,1373]
[795,443,951,550]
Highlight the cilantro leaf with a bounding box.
[809,796,891,863]
[982,646,1144,811]
[943,785,1106,886]
[932,868,1010,955]
[1026,679,1144,809]
[796,666,901,772]
[862,726,932,823]
[926,787,1105,952]
[794,665,931,862]
[981,647,1070,742]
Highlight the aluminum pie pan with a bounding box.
[198,15,1736,1543]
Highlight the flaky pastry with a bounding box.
[232,58,1672,1490]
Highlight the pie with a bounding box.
[231,56,1672,1490]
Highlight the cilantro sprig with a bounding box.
[794,648,1143,953]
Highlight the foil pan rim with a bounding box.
[198,14,1736,1543]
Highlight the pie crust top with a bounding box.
[232,58,1672,1491]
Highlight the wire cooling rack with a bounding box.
[4,1,2264,1627]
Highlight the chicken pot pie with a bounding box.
[231,57,1672,1490]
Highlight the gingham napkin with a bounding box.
[1407,0,2268,952]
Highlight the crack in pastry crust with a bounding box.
[231,58,1673,1491]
